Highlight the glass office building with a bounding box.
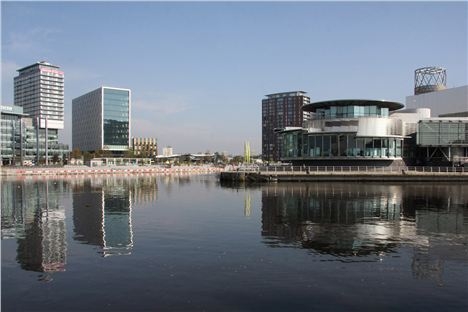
[1,105,23,164]
[1,105,68,165]
[72,87,131,153]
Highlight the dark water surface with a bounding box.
[2,174,468,311]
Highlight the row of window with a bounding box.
[418,122,468,145]
[283,133,403,158]
[315,106,389,120]
[14,82,64,90]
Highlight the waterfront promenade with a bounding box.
[1,165,224,177]
[220,165,468,182]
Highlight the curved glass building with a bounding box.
[281,99,406,166]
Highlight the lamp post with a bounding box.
[45,117,48,166]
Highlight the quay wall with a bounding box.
[1,166,224,177]
[220,170,468,182]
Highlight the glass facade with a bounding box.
[1,110,68,165]
[315,105,389,120]
[1,113,21,164]
[283,131,403,159]
[418,120,468,146]
[103,89,130,148]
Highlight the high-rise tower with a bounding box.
[261,91,310,161]
[14,61,65,130]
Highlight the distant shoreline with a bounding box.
[0,165,224,177]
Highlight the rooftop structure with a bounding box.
[414,66,446,95]
[264,91,308,99]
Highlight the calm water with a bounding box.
[1,174,468,311]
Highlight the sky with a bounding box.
[1,1,467,155]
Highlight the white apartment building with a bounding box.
[14,61,65,130]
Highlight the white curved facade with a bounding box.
[281,100,406,163]
[356,117,403,137]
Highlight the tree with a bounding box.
[38,157,46,165]
[230,155,244,165]
[214,152,228,164]
[83,151,93,162]
[71,148,82,159]
[124,149,135,158]
[180,154,191,164]
[96,149,113,158]
[52,154,60,164]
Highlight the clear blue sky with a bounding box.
[2,1,467,155]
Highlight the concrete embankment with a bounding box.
[220,170,468,182]
[1,166,224,177]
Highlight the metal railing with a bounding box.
[255,165,468,173]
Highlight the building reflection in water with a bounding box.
[261,183,402,256]
[244,191,251,217]
[72,175,158,257]
[260,183,468,283]
[1,179,69,281]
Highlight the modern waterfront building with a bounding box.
[1,105,24,165]
[404,67,468,165]
[262,91,310,162]
[280,99,406,166]
[276,67,468,167]
[406,67,468,117]
[406,85,468,118]
[417,118,468,165]
[14,61,65,130]
[72,87,131,154]
[132,137,157,158]
[1,105,68,165]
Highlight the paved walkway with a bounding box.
[1,165,224,177]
